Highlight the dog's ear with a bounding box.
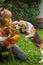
[21,23,27,32]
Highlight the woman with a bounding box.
[0,7,12,62]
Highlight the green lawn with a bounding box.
[0,29,43,65]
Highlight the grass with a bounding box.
[0,29,43,65]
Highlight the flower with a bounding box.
[0,24,20,50]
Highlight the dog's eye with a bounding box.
[15,23,18,25]
[18,24,21,26]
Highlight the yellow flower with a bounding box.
[4,18,9,23]
[8,25,12,30]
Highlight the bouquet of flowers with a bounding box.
[0,24,20,50]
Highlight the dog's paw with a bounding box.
[25,36,28,42]
[40,57,43,59]
[24,36,28,43]
[39,59,43,63]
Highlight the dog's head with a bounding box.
[14,20,28,32]
[13,21,22,29]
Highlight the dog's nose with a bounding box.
[14,27,16,29]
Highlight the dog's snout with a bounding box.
[18,24,21,26]
[14,26,16,28]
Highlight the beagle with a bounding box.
[14,20,43,63]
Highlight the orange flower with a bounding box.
[8,25,12,30]
[8,34,20,44]
[0,31,2,36]
[3,34,20,50]
[12,34,20,42]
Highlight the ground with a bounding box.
[0,29,43,65]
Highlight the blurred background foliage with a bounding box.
[0,0,41,22]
